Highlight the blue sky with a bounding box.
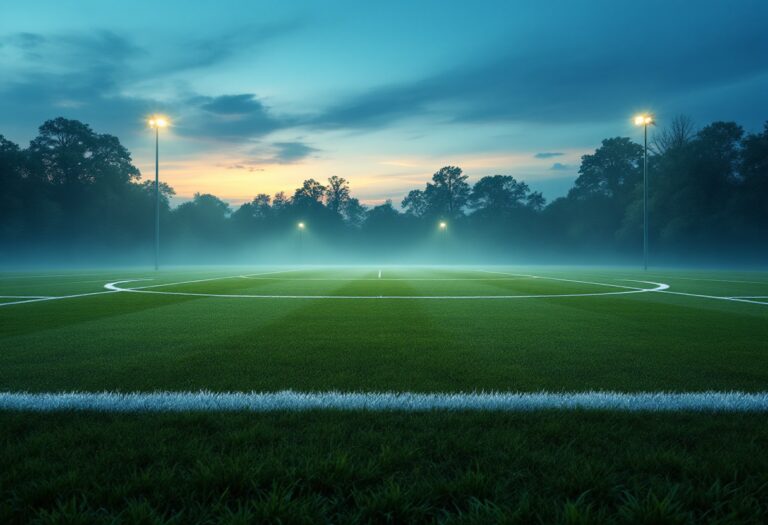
[1,0,766,206]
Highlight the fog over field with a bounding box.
[1,117,766,269]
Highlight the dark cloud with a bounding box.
[534,152,564,159]
[272,142,318,163]
[311,5,768,130]
[201,94,267,115]
[0,23,305,144]
[0,31,152,140]
[549,162,572,171]
[178,94,293,141]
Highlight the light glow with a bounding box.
[439,221,447,230]
[298,222,305,230]
[634,114,654,126]
[148,115,169,128]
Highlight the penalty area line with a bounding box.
[2,391,768,412]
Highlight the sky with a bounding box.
[1,0,766,207]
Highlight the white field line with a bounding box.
[2,390,768,412]
[479,269,652,291]
[378,269,382,279]
[481,269,768,307]
[123,269,301,291]
[0,295,52,299]
[239,277,524,281]
[0,272,115,281]
[0,269,304,308]
[660,290,768,306]
[0,290,121,307]
[105,279,668,299]
[648,276,768,285]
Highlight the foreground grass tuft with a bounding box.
[2,410,768,523]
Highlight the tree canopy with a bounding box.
[0,116,766,265]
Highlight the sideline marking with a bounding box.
[2,390,768,412]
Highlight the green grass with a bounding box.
[2,410,768,524]
[1,266,767,392]
[2,266,768,522]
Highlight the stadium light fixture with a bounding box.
[439,221,447,230]
[298,222,305,230]
[634,113,654,270]
[148,115,170,271]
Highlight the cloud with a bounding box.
[225,141,319,172]
[156,18,307,75]
[178,94,293,141]
[309,7,768,130]
[201,94,267,115]
[0,23,305,144]
[0,31,152,139]
[534,152,564,159]
[225,163,264,173]
[272,142,318,163]
[549,162,572,171]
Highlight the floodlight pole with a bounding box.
[643,122,648,271]
[154,125,160,271]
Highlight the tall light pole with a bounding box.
[148,116,169,270]
[634,114,654,270]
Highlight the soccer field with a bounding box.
[3,266,768,522]
[1,265,767,396]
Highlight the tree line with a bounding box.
[0,116,766,265]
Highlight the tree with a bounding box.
[172,193,231,243]
[741,122,768,193]
[293,178,327,204]
[526,191,546,211]
[0,135,26,240]
[28,118,135,187]
[401,189,428,217]
[272,191,290,210]
[230,194,271,234]
[737,122,768,238]
[651,115,696,155]
[343,197,367,227]
[469,175,531,211]
[570,138,643,200]
[325,176,351,215]
[425,166,470,217]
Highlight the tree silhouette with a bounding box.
[325,176,351,215]
[1,117,766,265]
[469,175,532,211]
[425,166,470,218]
